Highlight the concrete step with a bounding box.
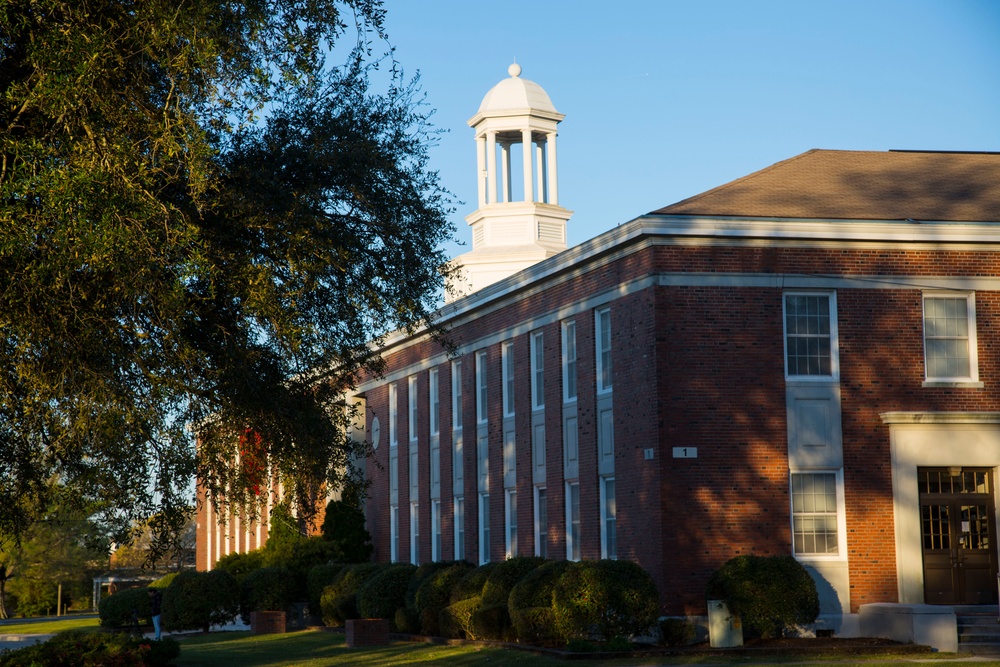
[958,642,1000,655]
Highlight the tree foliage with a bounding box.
[0,0,455,547]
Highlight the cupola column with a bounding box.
[522,128,534,203]
[486,130,497,204]
[536,140,546,203]
[476,134,487,207]
[500,140,512,203]
[546,131,558,206]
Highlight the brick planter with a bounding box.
[250,611,286,635]
[345,618,389,647]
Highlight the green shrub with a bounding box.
[706,554,819,639]
[322,497,374,563]
[319,562,378,626]
[162,569,239,632]
[0,631,180,667]
[241,566,295,614]
[413,561,473,635]
[307,563,346,616]
[99,586,150,628]
[659,618,696,646]
[508,560,569,643]
[150,573,178,590]
[439,595,481,639]
[277,536,343,600]
[449,562,495,603]
[215,549,266,582]
[404,560,455,609]
[395,605,420,634]
[481,556,544,607]
[552,560,659,642]
[470,603,513,641]
[357,563,417,622]
[606,635,632,652]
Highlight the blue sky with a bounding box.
[378,1,1000,255]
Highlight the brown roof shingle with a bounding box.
[653,149,1000,222]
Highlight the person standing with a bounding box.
[147,588,163,641]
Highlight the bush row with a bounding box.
[320,557,659,645]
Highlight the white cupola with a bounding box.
[447,63,572,300]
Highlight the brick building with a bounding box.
[199,65,1000,635]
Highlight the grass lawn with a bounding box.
[169,630,1000,667]
[0,616,100,635]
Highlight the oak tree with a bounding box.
[0,0,454,548]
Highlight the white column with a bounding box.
[500,141,511,203]
[536,141,546,204]
[521,129,533,203]
[546,132,558,206]
[476,135,487,208]
[205,497,213,570]
[486,131,497,205]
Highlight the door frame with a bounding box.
[883,412,1000,604]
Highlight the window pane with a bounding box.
[790,472,839,556]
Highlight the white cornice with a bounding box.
[881,412,1000,424]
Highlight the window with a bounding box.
[454,497,465,560]
[390,505,399,562]
[410,502,419,565]
[534,486,548,558]
[389,383,398,446]
[562,321,577,402]
[596,308,612,393]
[600,477,617,560]
[452,361,463,430]
[784,293,838,378]
[408,376,418,441]
[566,482,580,561]
[531,331,544,410]
[790,472,840,557]
[476,351,488,424]
[429,369,440,435]
[502,342,514,417]
[431,500,442,562]
[923,293,978,382]
[505,489,518,558]
[479,493,491,564]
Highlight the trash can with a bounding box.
[707,599,743,648]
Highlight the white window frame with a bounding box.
[502,342,515,417]
[596,308,612,394]
[531,331,544,411]
[454,496,465,560]
[479,492,491,564]
[922,291,979,383]
[389,383,398,447]
[505,489,518,558]
[452,361,463,430]
[429,368,440,436]
[534,485,547,559]
[566,481,581,561]
[783,292,840,380]
[410,501,419,565]
[408,376,418,442]
[600,476,617,560]
[789,469,847,561]
[475,351,488,424]
[390,505,399,563]
[431,499,442,562]
[562,321,577,403]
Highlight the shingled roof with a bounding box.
[653,149,1000,223]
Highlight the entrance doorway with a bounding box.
[920,467,998,605]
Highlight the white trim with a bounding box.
[922,291,979,383]
[429,368,440,436]
[410,501,419,565]
[600,476,617,560]
[561,321,577,404]
[475,351,488,425]
[533,485,547,558]
[389,383,398,447]
[783,291,840,381]
[478,492,491,564]
[505,488,518,558]
[502,341,515,417]
[390,505,399,563]
[408,376,418,443]
[451,361,463,430]
[431,499,442,562]
[565,481,580,562]
[453,496,465,561]
[530,331,544,411]
[596,308,612,394]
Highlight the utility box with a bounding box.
[707,599,743,648]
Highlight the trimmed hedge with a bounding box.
[357,563,417,623]
[0,631,180,667]
[706,554,819,639]
[449,562,494,604]
[215,549,266,582]
[439,595,481,639]
[241,566,295,615]
[319,562,378,626]
[306,563,346,617]
[508,560,569,644]
[552,560,658,642]
[413,561,473,635]
[162,569,239,632]
[470,557,545,640]
[99,586,151,628]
